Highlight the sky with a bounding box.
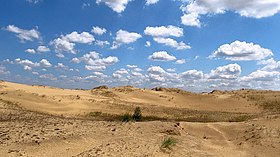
[0,0,280,92]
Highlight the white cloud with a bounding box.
[5,25,40,42]
[145,41,151,47]
[144,25,183,37]
[25,49,36,54]
[96,0,132,13]
[146,0,159,5]
[85,65,106,71]
[88,56,119,66]
[24,65,32,71]
[153,37,191,50]
[241,70,280,82]
[50,38,76,54]
[181,0,280,27]
[148,51,176,61]
[210,41,273,61]
[0,66,10,75]
[95,40,110,47]
[25,46,50,54]
[39,59,52,67]
[207,63,241,80]
[37,45,50,53]
[91,26,107,35]
[56,53,65,58]
[39,74,57,81]
[111,29,142,49]
[50,31,94,56]
[127,65,137,68]
[55,63,68,69]
[166,68,176,73]
[115,68,129,75]
[147,66,166,82]
[32,71,39,75]
[180,69,203,80]
[258,58,280,71]
[71,57,80,63]
[63,31,94,44]
[147,66,166,75]
[181,13,201,27]
[13,58,51,70]
[74,51,119,71]
[15,58,40,68]
[26,0,41,4]
[175,59,186,64]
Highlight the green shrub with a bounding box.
[122,113,132,122]
[132,106,142,121]
[161,137,177,150]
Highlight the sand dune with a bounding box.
[0,81,279,156]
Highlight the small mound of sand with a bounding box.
[92,85,109,90]
[113,86,135,93]
[151,87,191,94]
[209,90,224,94]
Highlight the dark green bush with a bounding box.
[122,113,132,122]
[132,106,142,121]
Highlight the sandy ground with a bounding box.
[0,81,279,156]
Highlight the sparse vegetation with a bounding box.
[121,113,132,122]
[132,106,142,122]
[88,111,102,117]
[247,94,265,101]
[161,137,177,150]
[258,99,280,111]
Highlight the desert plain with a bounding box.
[0,80,279,157]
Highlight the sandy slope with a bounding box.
[0,81,261,116]
[0,81,279,157]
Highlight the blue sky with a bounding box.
[0,0,280,92]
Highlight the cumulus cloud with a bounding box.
[95,40,110,47]
[39,74,57,81]
[147,66,166,82]
[26,0,41,4]
[5,25,40,42]
[0,66,10,75]
[145,41,151,47]
[50,31,94,56]
[209,41,273,61]
[180,69,203,81]
[153,37,190,50]
[55,63,68,69]
[25,49,36,54]
[241,70,280,82]
[111,29,142,49]
[14,58,52,70]
[50,38,76,54]
[181,0,280,27]
[91,26,107,35]
[39,59,52,67]
[63,31,94,44]
[148,51,176,62]
[85,65,106,71]
[144,26,190,50]
[25,46,50,54]
[73,51,119,71]
[37,45,50,53]
[146,0,159,5]
[258,58,280,71]
[144,25,183,37]
[127,65,137,68]
[207,63,241,80]
[96,0,132,13]
[175,59,186,64]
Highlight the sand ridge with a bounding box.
[0,81,279,156]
